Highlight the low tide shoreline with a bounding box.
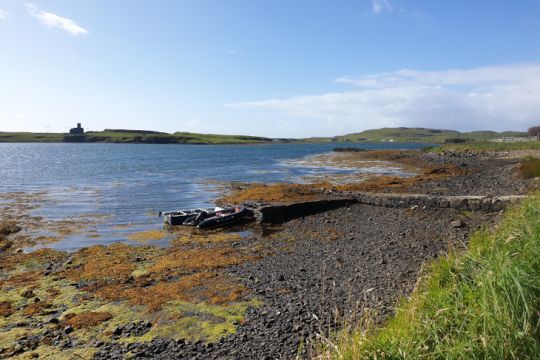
[0,149,536,359]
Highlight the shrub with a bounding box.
[519,157,540,179]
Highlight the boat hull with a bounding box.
[197,207,250,229]
[161,207,222,226]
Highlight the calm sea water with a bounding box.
[0,142,431,250]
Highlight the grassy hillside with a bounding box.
[334,127,529,143]
[319,195,540,359]
[0,132,64,143]
[82,131,274,144]
[0,130,276,145]
[0,127,532,144]
[172,132,276,144]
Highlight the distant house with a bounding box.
[69,123,84,135]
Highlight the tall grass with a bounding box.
[318,195,540,359]
[519,158,540,179]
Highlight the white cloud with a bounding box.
[370,1,430,20]
[0,9,8,19]
[228,63,540,135]
[227,49,246,56]
[372,0,393,14]
[26,3,88,36]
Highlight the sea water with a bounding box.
[0,142,432,250]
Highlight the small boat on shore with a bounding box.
[196,206,250,229]
[159,207,223,226]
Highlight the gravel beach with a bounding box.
[0,151,535,360]
[93,202,499,359]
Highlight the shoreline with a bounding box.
[0,127,532,145]
[0,148,537,359]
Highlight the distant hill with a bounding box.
[0,127,530,144]
[328,127,529,144]
[104,129,167,134]
[0,130,278,145]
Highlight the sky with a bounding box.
[0,0,539,138]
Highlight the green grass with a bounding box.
[428,141,540,153]
[1,127,532,145]
[319,195,540,359]
[83,130,276,144]
[171,131,274,144]
[0,128,527,143]
[333,128,529,144]
[0,132,64,142]
[0,130,276,145]
[519,158,540,179]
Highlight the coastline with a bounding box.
[0,127,532,145]
[0,147,537,359]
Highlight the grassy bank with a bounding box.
[84,131,275,144]
[0,130,276,144]
[0,132,64,143]
[1,127,532,145]
[318,195,540,359]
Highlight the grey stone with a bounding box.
[451,219,464,228]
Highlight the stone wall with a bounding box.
[256,199,357,224]
[348,193,527,212]
[255,193,527,224]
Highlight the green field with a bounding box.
[0,132,64,143]
[319,195,540,359]
[0,130,277,145]
[332,127,529,143]
[0,127,533,145]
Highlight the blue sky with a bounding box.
[0,1,539,137]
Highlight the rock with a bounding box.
[438,198,450,208]
[21,290,35,298]
[451,219,464,228]
[448,197,468,210]
[467,198,483,211]
[0,221,21,236]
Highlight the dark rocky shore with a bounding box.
[1,151,533,360]
[95,206,499,359]
[93,152,532,359]
[405,151,529,196]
